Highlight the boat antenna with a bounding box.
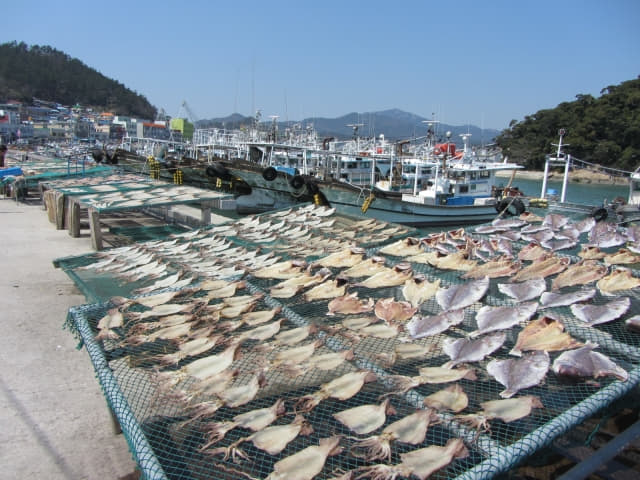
[269,115,279,143]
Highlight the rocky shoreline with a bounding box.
[496,168,629,185]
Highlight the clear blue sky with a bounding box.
[3,0,639,130]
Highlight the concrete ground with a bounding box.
[0,196,137,479]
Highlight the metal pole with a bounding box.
[561,154,571,203]
[541,158,550,199]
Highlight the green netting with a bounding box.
[61,206,640,480]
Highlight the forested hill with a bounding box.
[495,77,640,172]
[0,41,157,119]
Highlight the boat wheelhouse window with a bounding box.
[470,184,477,191]
[404,165,417,174]
[479,170,490,179]
[633,181,640,192]
[421,168,432,175]
[459,185,469,193]
[469,172,477,180]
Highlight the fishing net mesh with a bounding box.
[61,206,640,480]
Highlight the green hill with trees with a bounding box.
[0,41,157,119]
[495,77,640,172]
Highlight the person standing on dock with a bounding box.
[0,144,7,168]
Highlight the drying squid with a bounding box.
[95,308,124,340]
[296,370,377,412]
[153,335,222,366]
[423,384,468,412]
[180,341,242,382]
[457,396,544,431]
[350,409,439,462]
[355,438,468,480]
[216,372,266,408]
[272,340,323,367]
[266,436,342,480]
[272,324,317,346]
[388,367,476,394]
[333,399,395,435]
[205,415,314,462]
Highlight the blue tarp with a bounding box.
[0,167,23,179]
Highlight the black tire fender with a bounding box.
[511,198,525,216]
[592,207,608,222]
[262,166,277,181]
[205,165,218,177]
[290,175,305,189]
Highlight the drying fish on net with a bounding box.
[520,211,544,223]
[387,367,477,394]
[436,276,489,311]
[336,316,402,340]
[555,225,581,242]
[405,250,442,265]
[252,259,308,279]
[424,384,468,412]
[341,256,388,278]
[540,238,577,252]
[539,288,596,309]
[352,266,414,292]
[401,275,440,307]
[133,272,194,295]
[520,223,550,235]
[543,213,570,231]
[425,251,477,272]
[461,256,521,279]
[271,323,318,346]
[469,302,538,337]
[200,280,246,300]
[517,242,549,262]
[406,309,465,339]
[271,340,323,369]
[552,342,628,381]
[551,260,608,290]
[603,248,640,266]
[327,292,374,316]
[278,349,356,378]
[577,245,607,260]
[597,267,640,296]
[334,398,395,435]
[95,308,125,340]
[303,277,349,301]
[374,297,417,324]
[377,237,424,257]
[457,396,544,431]
[587,222,626,248]
[487,351,550,398]
[442,332,506,368]
[311,247,365,268]
[151,334,223,366]
[269,267,332,299]
[570,297,630,326]
[391,342,436,361]
[510,315,584,356]
[350,408,439,463]
[492,217,527,229]
[573,216,596,234]
[354,437,468,480]
[626,315,640,332]
[521,228,555,244]
[126,301,205,323]
[510,254,570,282]
[295,370,377,412]
[163,341,242,386]
[498,278,547,302]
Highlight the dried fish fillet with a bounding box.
[570,297,630,326]
[355,263,413,289]
[470,302,537,337]
[303,278,348,301]
[406,310,465,339]
[551,260,608,290]
[378,237,425,257]
[578,245,606,260]
[604,248,640,265]
[327,292,374,316]
[374,297,417,324]
[498,278,547,302]
[487,351,550,398]
[442,332,506,368]
[461,257,520,279]
[539,288,596,309]
[597,268,640,296]
[511,254,570,282]
[510,316,583,356]
[436,276,489,311]
[342,256,387,278]
[402,275,440,307]
[517,243,549,262]
[552,343,628,381]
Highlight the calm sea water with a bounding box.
[501,177,629,206]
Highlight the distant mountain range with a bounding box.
[198,108,501,145]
